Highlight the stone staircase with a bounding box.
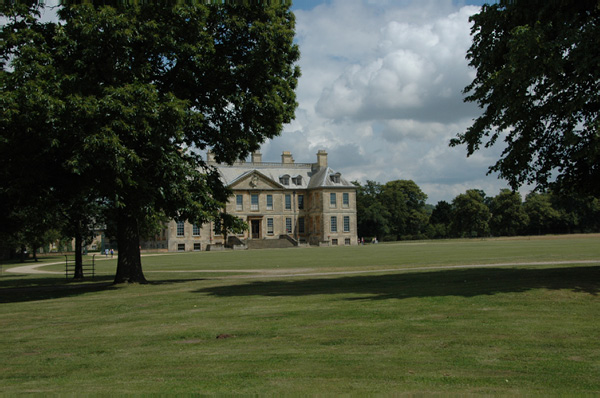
[245,235,297,250]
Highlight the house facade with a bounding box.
[141,150,358,251]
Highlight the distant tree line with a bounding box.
[354,180,600,241]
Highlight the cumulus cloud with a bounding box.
[263,0,521,203]
[315,5,480,124]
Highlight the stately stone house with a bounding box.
[141,150,357,251]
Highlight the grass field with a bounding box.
[1,235,599,394]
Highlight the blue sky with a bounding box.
[256,0,526,204]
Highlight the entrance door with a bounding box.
[251,220,261,239]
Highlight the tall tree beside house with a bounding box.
[354,181,390,240]
[1,2,300,283]
[379,180,429,240]
[451,0,600,199]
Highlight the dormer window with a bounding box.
[292,175,302,186]
[279,174,290,185]
[330,173,341,184]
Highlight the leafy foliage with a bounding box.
[427,200,452,238]
[379,180,429,240]
[451,0,600,197]
[1,3,300,281]
[450,189,491,238]
[489,189,529,236]
[523,192,561,235]
[354,179,599,241]
[354,181,390,240]
[354,180,429,240]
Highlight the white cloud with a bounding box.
[264,0,522,204]
[315,5,480,123]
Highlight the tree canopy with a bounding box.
[451,0,600,198]
[489,189,529,236]
[1,2,300,282]
[354,180,429,241]
[450,189,491,238]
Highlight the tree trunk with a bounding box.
[114,210,147,284]
[73,229,84,279]
[32,246,39,262]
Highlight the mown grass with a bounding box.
[1,235,599,394]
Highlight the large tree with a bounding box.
[489,189,528,236]
[450,189,491,238]
[427,200,452,239]
[523,192,561,235]
[354,181,390,240]
[379,180,429,240]
[1,2,300,283]
[0,3,67,262]
[451,0,600,197]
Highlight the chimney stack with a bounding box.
[281,151,294,164]
[251,151,262,163]
[316,150,328,168]
[207,150,215,163]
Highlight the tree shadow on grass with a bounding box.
[196,266,600,300]
[0,276,207,304]
[0,276,117,304]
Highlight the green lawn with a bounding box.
[1,235,599,394]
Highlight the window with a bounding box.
[236,194,243,211]
[193,224,201,236]
[267,218,274,235]
[266,194,273,210]
[251,194,259,211]
[193,243,201,251]
[286,218,292,234]
[298,217,305,234]
[343,192,349,208]
[332,239,338,245]
[176,221,185,237]
[298,194,304,210]
[292,176,302,185]
[279,175,290,185]
[285,194,292,210]
[330,216,337,232]
[330,193,337,208]
[343,216,350,232]
[330,173,340,183]
[345,238,351,245]
[177,243,185,251]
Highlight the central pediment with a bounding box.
[228,170,284,190]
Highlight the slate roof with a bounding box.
[214,161,355,190]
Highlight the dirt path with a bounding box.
[5,261,65,275]
[4,256,117,275]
